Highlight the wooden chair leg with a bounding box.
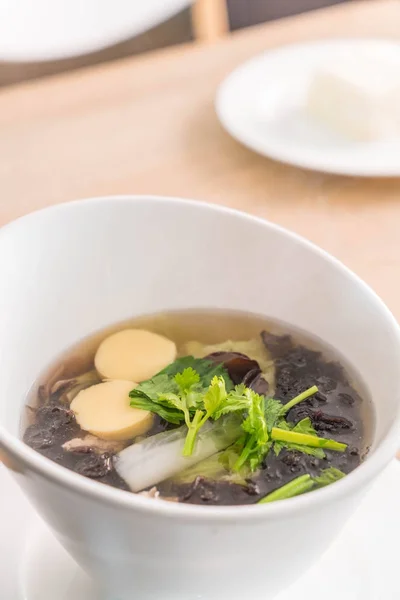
[192,0,230,42]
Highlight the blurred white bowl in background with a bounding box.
[0,0,192,62]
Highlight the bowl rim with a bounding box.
[1,194,400,522]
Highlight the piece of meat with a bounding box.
[138,486,160,499]
[62,434,125,454]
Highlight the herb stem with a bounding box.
[270,427,347,452]
[183,409,205,456]
[234,433,257,471]
[282,385,319,414]
[258,474,315,504]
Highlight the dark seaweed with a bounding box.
[23,402,128,490]
[175,476,264,505]
[23,424,54,450]
[157,443,362,506]
[75,452,112,479]
[288,406,354,432]
[260,331,292,359]
[36,405,75,431]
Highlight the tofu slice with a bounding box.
[95,329,177,382]
[70,380,153,441]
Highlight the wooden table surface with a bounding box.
[1,1,400,316]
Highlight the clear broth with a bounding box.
[22,309,374,505]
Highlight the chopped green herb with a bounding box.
[292,417,319,436]
[125,395,183,424]
[203,375,229,415]
[174,367,200,392]
[282,385,319,414]
[130,357,233,428]
[218,436,254,479]
[234,389,270,472]
[213,384,251,418]
[132,373,178,404]
[313,467,346,487]
[258,474,315,503]
[258,467,346,504]
[264,397,285,432]
[183,375,236,456]
[263,385,318,433]
[271,426,347,452]
[165,372,230,456]
[160,356,233,390]
[129,357,346,471]
[273,418,326,459]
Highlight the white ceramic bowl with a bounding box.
[0,196,399,600]
[0,0,192,61]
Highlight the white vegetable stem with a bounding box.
[115,416,242,492]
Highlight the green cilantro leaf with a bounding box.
[183,376,231,456]
[258,466,346,504]
[132,373,177,401]
[126,395,183,424]
[264,397,284,432]
[156,392,192,428]
[160,356,233,390]
[130,357,233,430]
[273,441,325,459]
[263,387,318,434]
[282,385,319,414]
[234,389,270,472]
[272,418,326,458]
[292,417,318,436]
[241,389,268,442]
[313,467,345,487]
[258,474,315,504]
[271,426,347,452]
[212,384,250,419]
[203,376,228,416]
[129,356,346,476]
[174,367,200,392]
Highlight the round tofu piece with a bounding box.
[70,380,153,441]
[94,329,177,382]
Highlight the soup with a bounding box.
[22,310,373,506]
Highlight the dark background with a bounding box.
[228,0,348,28]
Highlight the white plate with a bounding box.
[216,39,400,177]
[0,0,192,62]
[2,460,400,599]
